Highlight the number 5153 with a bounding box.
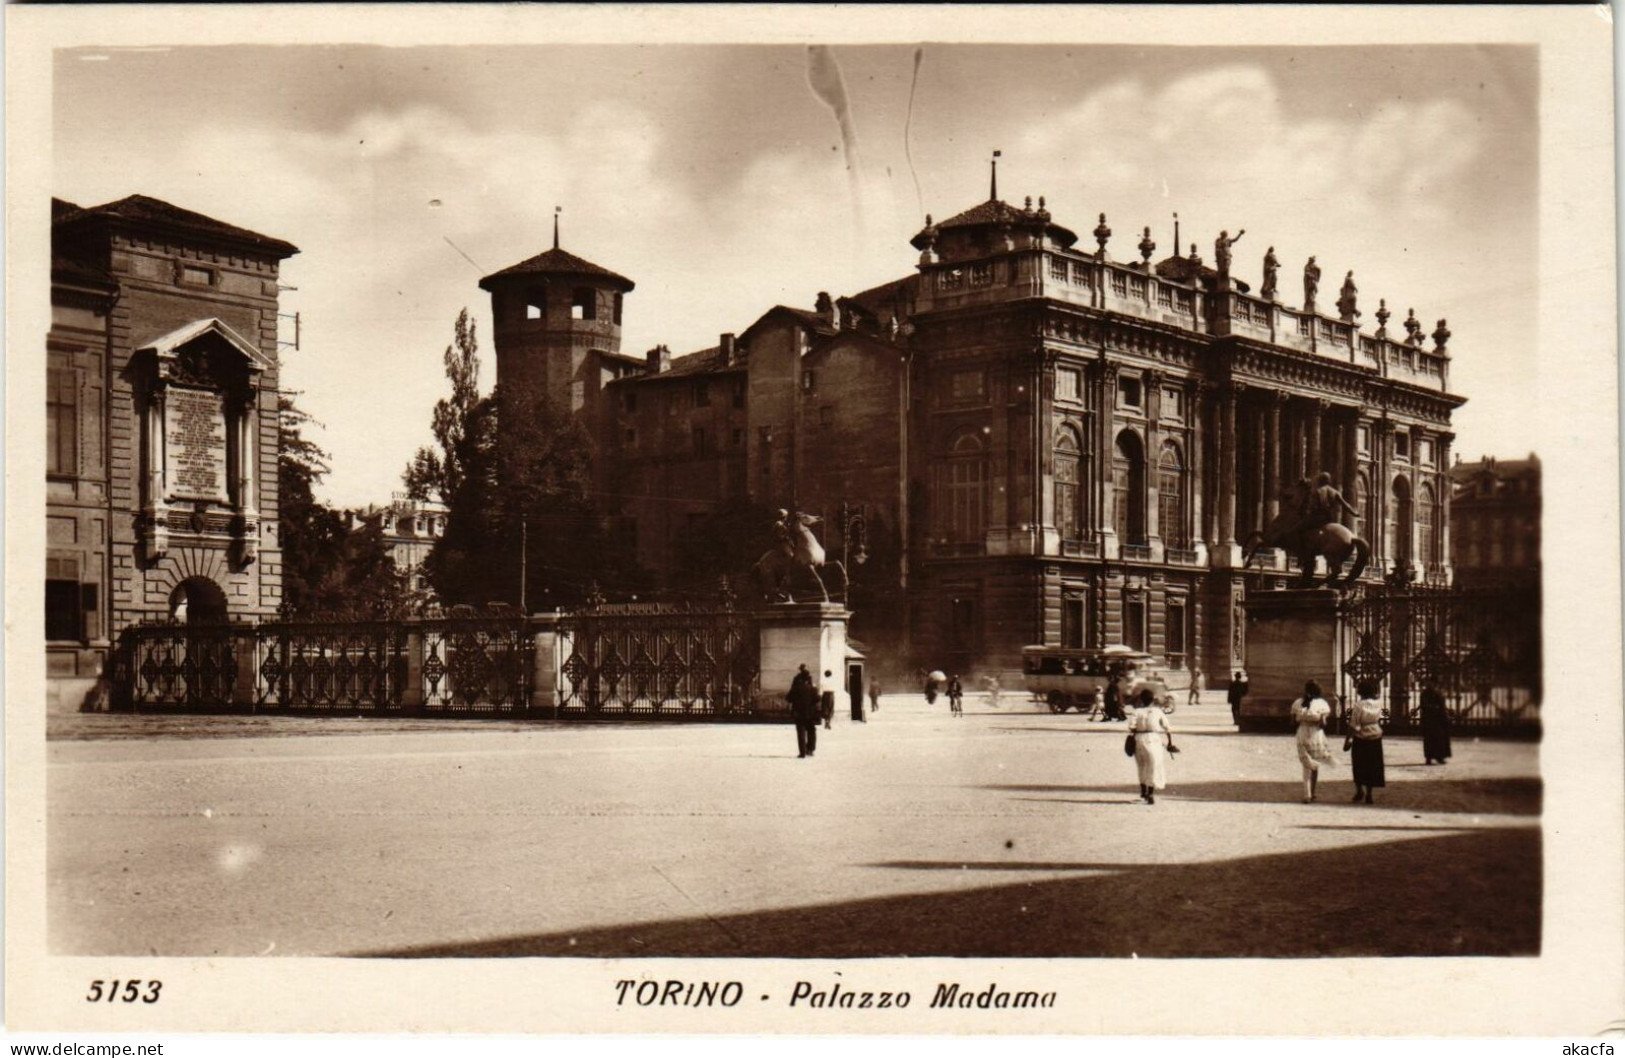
[86,980,162,1003]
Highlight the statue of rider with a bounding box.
[1293,471,1359,548]
[773,508,796,559]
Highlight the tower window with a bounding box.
[571,288,596,321]
[613,293,623,325]
[524,286,547,321]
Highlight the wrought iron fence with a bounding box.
[1337,582,1541,733]
[555,598,763,719]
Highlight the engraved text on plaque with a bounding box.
[166,386,229,503]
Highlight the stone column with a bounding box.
[1217,382,1240,563]
[1308,399,1326,478]
[527,613,561,713]
[1265,393,1283,523]
[1372,419,1393,568]
[1144,370,1164,559]
[1437,431,1455,581]
[1098,361,1119,556]
[144,383,169,559]
[400,623,425,709]
[1341,410,1360,527]
[1252,400,1267,537]
[1189,380,1207,550]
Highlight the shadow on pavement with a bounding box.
[355,828,1538,958]
[980,777,1541,815]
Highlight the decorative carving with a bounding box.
[1138,226,1156,264]
[1093,213,1112,256]
[1431,318,1451,353]
[1404,308,1423,346]
[1375,298,1391,334]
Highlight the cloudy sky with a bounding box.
[54,43,1537,506]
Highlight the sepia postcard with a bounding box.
[6,2,1621,1039]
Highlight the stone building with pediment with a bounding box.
[482,184,1464,682]
[47,196,297,709]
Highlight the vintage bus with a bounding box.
[1020,645,1172,715]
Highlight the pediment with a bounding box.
[135,318,273,373]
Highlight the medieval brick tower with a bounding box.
[476,217,640,444]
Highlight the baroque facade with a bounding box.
[47,196,297,708]
[1449,454,1540,589]
[481,188,1463,680]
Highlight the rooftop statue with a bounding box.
[1214,228,1245,280]
[1260,246,1280,301]
[1337,270,1360,322]
[1303,256,1322,312]
[1404,308,1424,346]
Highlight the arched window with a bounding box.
[945,431,987,544]
[1418,482,1438,566]
[1113,430,1146,545]
[1054,426,1081,542]
[1157,441,1187,549]
[1389,476,1412,565]
[1353,471,1370,540]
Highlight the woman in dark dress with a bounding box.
[1347,679,1386,804]
[1420,682,1452,765]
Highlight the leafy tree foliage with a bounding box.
[279,395,409,616]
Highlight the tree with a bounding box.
[279,394,408,616]
[403,308,482,504]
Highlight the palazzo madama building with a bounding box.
[481,182,1464,681]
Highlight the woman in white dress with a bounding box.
[1128,688,1174,804]
[1290,679,1335,803]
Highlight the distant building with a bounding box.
[1450,454,1541,588]
[48,195,297,709]
[340,493,449,593]
[478,178,1464,679]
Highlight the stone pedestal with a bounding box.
[756,602,851,714]
[1241,588,1339,729]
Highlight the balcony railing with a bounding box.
[1166,547,1200,565]
[1121,543,1153,561]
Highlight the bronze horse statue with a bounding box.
[1243,482,1371,589]
[753,511,849,603]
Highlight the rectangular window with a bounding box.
[1055,369,1080,402]
[1419,438,1435,467]
[1166,598,1187,669]
[525,287,547,321]
[46,579,81,641]
[801,369,815,393]
[1357,425,1371,455]
[1161,388,1184,421]
[692,427,710,455]
[1116,376,1142,409]
[1123,595,1146,653]
[180,265,214,287]
[950,370,986,403]
[1395,431,1411,460]
[47,367,77,478]
[1061,594,1086,650]
[570,288,595,321]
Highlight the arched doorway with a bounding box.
[169,576,229,626]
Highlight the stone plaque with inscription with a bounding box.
[166,386,228,503]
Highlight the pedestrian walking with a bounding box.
[1346,679,1386,804]
[868,678,881,715]
[1227,670,1249,724]
[923,669,942,704]
[984,675,1001,708]
[786,664,820,758]
[947,674,964,717]
[1188,667,1205,706]
[1128,688,1175,804]
[1419,681,1452,765]
[820,669,837,730]
[1101,676,1126,722]
[1290,679,1335,802]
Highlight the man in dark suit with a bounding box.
[787,664,820,758]
[1228,670,1249,724]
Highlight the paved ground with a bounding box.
[47,693,1540,958]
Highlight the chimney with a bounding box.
[720,332,736,365]
[815,291,837,329]
[646,344,671,374]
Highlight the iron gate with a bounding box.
[1337,582,1541,733]
[555,598,763,718]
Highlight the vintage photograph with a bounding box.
[8,4,1620,1038]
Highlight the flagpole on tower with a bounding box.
[553,206,561,249]
[990,149,1002,200]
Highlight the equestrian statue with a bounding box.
[753,508,849,603]
[1242,472,1371,589]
